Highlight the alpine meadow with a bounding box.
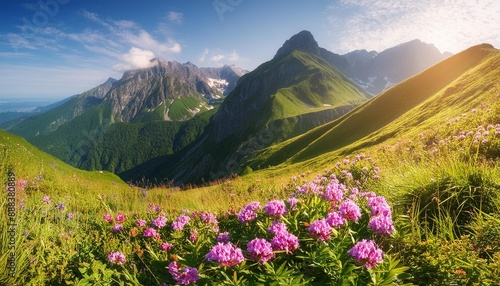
[1,8,500,285]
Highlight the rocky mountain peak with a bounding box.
[274,30,319,59]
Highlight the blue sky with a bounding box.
[0,0,498,99]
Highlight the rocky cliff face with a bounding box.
[155,31,369,183]
[103,59,244,122]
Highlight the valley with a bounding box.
[1,31,499,285]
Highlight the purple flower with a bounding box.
[160,242,173,251]
[245,201,261,211]
[115,214,126,223]
[264,200,287,217]
[369,215,395,235]
[367,196,391,217]
[326,212,345,227]
[237,208,258,223]
[143,227,159,238]
[108,251,126,265]
[201,212,218,225]
[216,232,231,243]
[322,181,345,204]
[136,219,147,227]
[205,243,244,267]
[113,224,123,233]
[339,200,362,222]
[17,179,27,191]
[172,215,190,231]
[66,212,74,220]
[168,261,199,285]
[42,195,51,204]
[247,238,275,264]
[103,213,113,223]
[271,231,299,253]
[307,219,332,241]
[152,216,167,229]
[56,203,65,211]
[189,228,198,242]
[177,215,190,224]
[287,197,299,210]
[348,239,384,268]
[268,221,288,235]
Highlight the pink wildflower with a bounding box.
[326,211,346,227]
[152,216,167,229]
[271,231,299,253]
[108,251,126,265]
[103,213,113,223]
[143,227,159,239]
[115,214,126,223]
[268,221,288,235]
[136,219,147,227]
[348,239,384,268]
[168,261,199,285]
[205,243,244,267]
[216,232,231,243]
[247,238,275,264]
[264,200,287,217]
[307,219,332,241]
[160,242,173,251]
[339,200,362,222]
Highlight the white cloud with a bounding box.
[167,11,184,24]
[326,0,500,54]
[77,9,182,59]
[198,48,209,62]
[200,49,243,65]
[113,47,156,71]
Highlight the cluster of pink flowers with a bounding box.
[307,219,333,241]
[103,213,113,223]
[247,238,274,264]
[115,214,126,223]
[108,251,126,265]
[270,231,300,253]
[143,227,160,239]
[237,201,261,223]
[216,231,231,243]
[287,197,299,210]
[325,211,345,227]
[160,242,173,252]
[136,219,147,227]
[172,215,190,231]
[152,216,167,229]
[205,243,244,267]
[268,221,287,235]
[322,179,345,205]
[367,196,394,235]
[201,212,219,232]
[168,261,199,285]
[339,200,362,222]
[264,200,287,217]
[348,239,383,268]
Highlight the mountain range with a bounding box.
[4,30,458,184]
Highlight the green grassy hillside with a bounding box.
[267,51,367,120]
[251,44,499,169]
[1,44,499,285]
[145,50,369,183]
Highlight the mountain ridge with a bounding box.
[249,43,499,170]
